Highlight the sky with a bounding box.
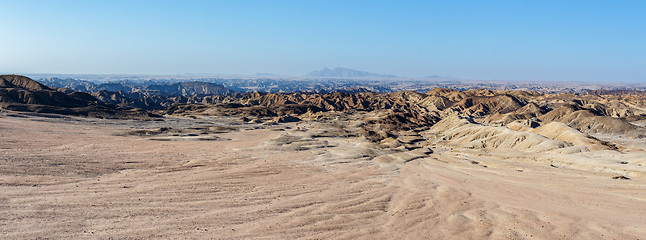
[0,0,645,82]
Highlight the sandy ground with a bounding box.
[1,113,645,239]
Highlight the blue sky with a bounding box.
[1,0,644,82]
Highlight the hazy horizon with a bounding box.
[1,1,645,82]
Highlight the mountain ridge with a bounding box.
[306,67,396,78]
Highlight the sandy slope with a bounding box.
[1,114,645,239]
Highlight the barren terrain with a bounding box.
[2,75,646,239]
[1,110,645,239]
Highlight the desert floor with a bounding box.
[1,113,645,239]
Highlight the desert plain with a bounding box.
[1,111,645,239]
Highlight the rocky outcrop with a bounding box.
[0,75,156,119]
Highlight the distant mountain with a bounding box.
[425,75,445,78]
[424,75,457,79]
[38,78,231,97]
[144,82,231,96]
[96,82,133,92]
[39,77,97,92]
[35,78,233,110]
[306,67,396,78]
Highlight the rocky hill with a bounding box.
[38,78,233,110]
[0,75,155,119]
[41,78,230,96]
[161,88,646,145]
[6,74,646,145]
